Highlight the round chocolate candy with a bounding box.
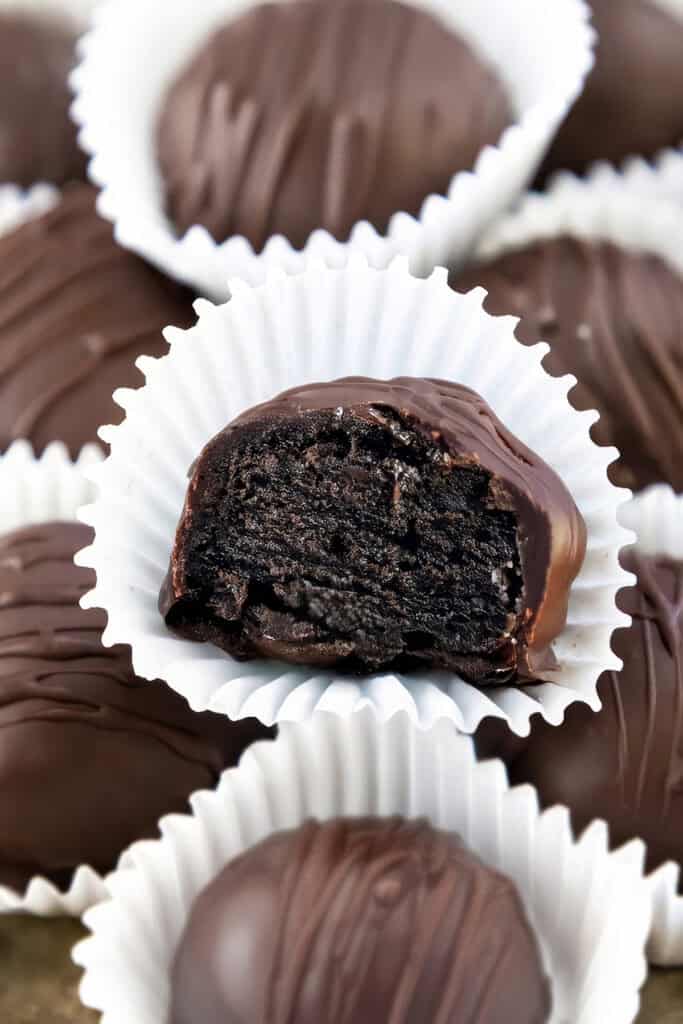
[160,377,586,682]
[170,817,551,1024]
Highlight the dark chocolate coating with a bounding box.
[453,237,683,493]
[161,377,585,682]
[0,520,273,891]
[508,551,683,881]
[539,0,683,180]
[0,11,86,186]
[170,817,551,1024]
[0,183,195,458]
[157,0,511,250]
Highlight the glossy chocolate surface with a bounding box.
[453,236,683,492]
[170,817,551,1024]
[0,521,273,890]
[0,184,195,457]
[157,0,511,249]
[162,377,585,681]
[508,550,683,880]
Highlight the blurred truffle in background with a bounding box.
[0,9,87,185]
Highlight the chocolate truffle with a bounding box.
[156,0,512,250]
[160,377,586,682]
[452,237,683,493]
[0,11,86,186]
[508,550,683,880]
[0,520,273,891]
[0,184,195,458]
[170,817,551,1024]
[539,0,683,179]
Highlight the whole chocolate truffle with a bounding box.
[0,11,86,186]
[0,184,195,458]
[156,0,512,250]
[0,520,273,891]
[539,0,683,179]
[160,377,586,682]
[170,817,551,1024]
[452,237,683,493]
[508,550,683,880]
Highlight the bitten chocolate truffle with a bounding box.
[508,550,683,880]
[0,184,195,458]
[0,520,273,892]
[156,0,512,251]
[539,0,683,179]
[452,237,683,493]
[0,11,86,186]
[170,817,551,1024]
[160,377,586,682]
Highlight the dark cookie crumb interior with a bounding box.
[167,408,524,679]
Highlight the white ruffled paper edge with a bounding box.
[70,0,594,300]
[0,442,107,916]
[475,164,683,276]
[0,182,58,235]
[76,256,632,738]
[73,708,652,1024]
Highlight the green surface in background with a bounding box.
[0,916,681,1022]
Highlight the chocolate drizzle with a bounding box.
[157,0,512,250]
[0,184,195,457]
[170,818,551,1024]
[0,520,273,890]
[162,377,585,681]
[509,551,683,880]
[452,236,683,492]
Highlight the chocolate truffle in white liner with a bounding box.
[504,487,683,966]
[76,257,630,737]
[73,709,651,1024]
[0,443,273,916]
[71,0,594,299]
[452,175,683,493]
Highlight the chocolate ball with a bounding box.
[160,377,586,682]
[0,184,195,458]
[452,236,683,493]
[156,0,512,250]
[540,0,683,179]
[170,817,551,1024]
[508,549,683,881]
[0,520,273,891]
[0,11,86,186]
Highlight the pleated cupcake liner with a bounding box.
[73,708,651,1024]
[76,256,631,737]
[616,485,683,966]
[0,181,58,234]
[474,164,683,275]
[0,441,106,916]
[70,0,594,300]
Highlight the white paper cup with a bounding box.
[73,707,651,1024]
[559,150,683,211]
[0,182,58,233]
[0,441,106,916]
[76,257,631,738]
[615,486,683,966]
[474,169,683,273]
[70,0,594,301]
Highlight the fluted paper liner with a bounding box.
[77,258,631,737]
[0,442,106,916]
[616,486,683,966]
[473,165,683,278]
[70,0,594,300]
[73,709,651,1023]
[0,182,57,235]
